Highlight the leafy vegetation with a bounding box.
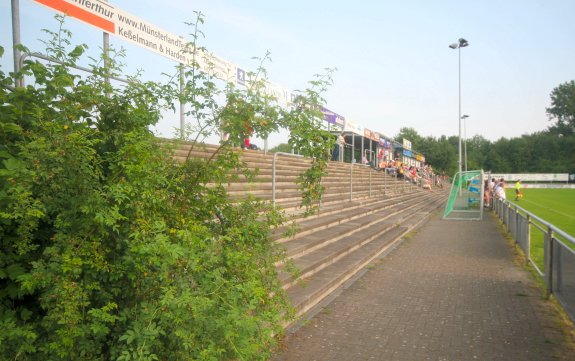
[0,14,335,361]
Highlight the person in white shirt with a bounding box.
[495,180,506,200]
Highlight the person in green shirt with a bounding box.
[515,179,523,201]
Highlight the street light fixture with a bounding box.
[449,38,469,182]
[461,115,470,172]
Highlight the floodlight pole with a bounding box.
[458,45,462,178]
[450,38,469,189]
[462,115,469,172]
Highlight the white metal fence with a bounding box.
[493,198,575,322]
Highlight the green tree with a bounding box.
[547,80,575,136]
[269,143,293,153]
[395,127,423,150]
[465,135,491,172]
[484,137,512,172]
[422,135,457,174]
[526,132,563,172]
[506,136,532,172]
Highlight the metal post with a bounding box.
[384,167,387,195]
[102,0,110,88]
[394,168,397,194]
[546,227,554,294]
[458,46,462,188]
[479,170,484,220]
[350,135,355,201]
[11,0,22,87]
[179,64,185,139]
[361,137,364,165]
[272,153,278,207]
[352,134,355,163]
[515,207,520,242]
[403,169,406,193]
[103,34,109,75]
[349,156,353,201]
[369,168,372,198]
[450,39,469,193]
[464,117,467,172]
[526,214,531,264]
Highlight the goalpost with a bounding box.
[443,170,484,220]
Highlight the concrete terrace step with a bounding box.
[283,194,446,321]
[168,140,451,329]
[285,225,409,319]
[277,194,443,280]
[225,182,410,201]
[223,175,417,199]
[273,187,437,217]
[278,220,400,287]
[271,192,432,243]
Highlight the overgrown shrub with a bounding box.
[0,14,334,361]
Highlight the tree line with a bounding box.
[395,80,575,176]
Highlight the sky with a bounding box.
[2,0,575,148]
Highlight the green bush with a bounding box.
[0,15,334,361]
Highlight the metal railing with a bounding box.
[272,152,304,207]
[19,52,130,85]
[271,152,440,208]
[493,198,575,322]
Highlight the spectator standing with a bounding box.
[495,179,506,200]
[493,178,500,196]
[377,149,384,169]
[331,132,345,162]
[484,180,491,207]
[489,178,495,201]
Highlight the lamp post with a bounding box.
[449,38,469,181]
[461,114,469,172]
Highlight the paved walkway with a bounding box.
[271,212,575,361]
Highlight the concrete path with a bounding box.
[271,212,575,361]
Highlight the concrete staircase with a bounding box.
[172,141,449,327]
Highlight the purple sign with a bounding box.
[321,106,345,125]
[237,68,245,86]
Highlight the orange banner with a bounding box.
[35,0,115,33]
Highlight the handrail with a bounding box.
[504,200,575,246]
[272,152,304,207]
[2,83,16,92]
[272,150,443,209]
[19,52,130,84]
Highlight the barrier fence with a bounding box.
[493,198,575,322]
[271,152,447,208]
